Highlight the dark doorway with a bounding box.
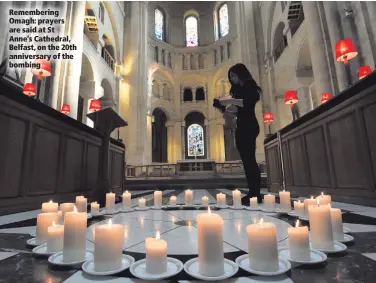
[152,108,168,163]
[185,112,206,159]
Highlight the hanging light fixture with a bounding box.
[358,65,372,80]
[89,99,102,112]
[335,38,358,64]
[321,92,332,104]
[284,90,298,106]
[23,83,36,97]
[61,104,71,114]
[31,59,52,80]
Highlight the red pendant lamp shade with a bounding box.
[263,112,274,124]
[321,92,332,104]
[335,39,358,64]
[358,65,372,79]
[285,90,298,105]
[61,104,71,114]
[89,99,102,112]
[32,59,52,80]
[23,83,36,97]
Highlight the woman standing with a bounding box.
[216,63,262,205]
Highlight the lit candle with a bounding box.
[303,196,316,216]
[169,196,177,206]
[122,191,131,209]
[263,194,275,211]
[154,190,162,208]
[139,198,146,208]
[106,192,116,212]
[47,221,64,253]
[232,190,241,207]
[249,197,258,209]
[317,192,331,205]
[293,200,304,215]
[288,220,310,262]
[42,200,58,213]
[185,189,193,205]
[35,213,58,245]
[145,231,167,274]
[197,207,224,277]
[329,204,344,241]
[216,193,226,206]
[91,202,100,215]
[60,203,74,222]
[246,219,278,272]
[202,196,209,206]
[63,206,87,262]
[94,219,123,272]
[279,190,291,212]
[76,196,87,213]
[308,199,334,250]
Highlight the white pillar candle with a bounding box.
[91,202,100,215]
[317,192,331,205]
[216,193,226,206]
[185,189,193,205]
[60,203,74,222]
[232,190,241,207]
[169,196,177,206]
[42,200,58,213]
[303,196,316,216]
[246,219,279,272]
[63,207,87,262]
[279,190,291,212]
[36,213,58,245]
[263,194,275,211]
[154,190,162,208]
[47,221,64,253]
[57,211,63,225]
[308,200,334,250]
[293,200,304,215]
[122,191,132,209]
[139,198,146,208]
[288,220,310,262]
[94,219,123,272]
[202,196,209,206]
[145,231,168,274]
[249,197,258,209]
[76,196,87,213]
[329,205,344,241]
[197,207,224,277]
[106,192,116,212]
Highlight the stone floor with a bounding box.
[1,188,376,283]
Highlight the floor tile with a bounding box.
[0,251,18,261]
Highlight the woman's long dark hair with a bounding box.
[228,63,261,101]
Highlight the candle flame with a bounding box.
[49,200,52,203]
[126,190,128,193]
[73,206,77,213]
[311,196,313,199]
[156,231,160,240]
[298,200,301,203]
[316,198,320,207]
[52,221,56,227]
[295,220,300,227]
[321,192,324,197]
[108,219,112,226]
[208,206,211,215]
[283,189,285,192]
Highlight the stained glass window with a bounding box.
[186,16,198,47]
[155,9,164,41]
[219,4,229,38]
[187,124,204,156]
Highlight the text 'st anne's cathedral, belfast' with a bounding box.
[1,1,376,170]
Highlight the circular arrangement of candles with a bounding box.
[232,189,241,207]
[263,194,276,211]
[42,200,58,213]
[216,193,226,206]
[122,191,132,210]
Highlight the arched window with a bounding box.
[196,87,205,101]
[185,16,198,47]
[187,124,204,156]
[219,4,229,38]
[183,88,193,101]
[155,9,164,41]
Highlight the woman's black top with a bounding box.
[230,82,260,135]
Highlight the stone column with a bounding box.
[62,1,86,119]
[181,121,186,158]
[166,121,174,163]
[323,2,350,92]
[297,87,313,116]
[302,1,333,95]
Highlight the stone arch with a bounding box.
[78,52,95,124]
[151,100,174,120]
[80,52,94,82]
[103,2,121,63]
[152,107,168,163]
[184,111,206,159]
[295,36,312,74]
[181,104,207,120]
